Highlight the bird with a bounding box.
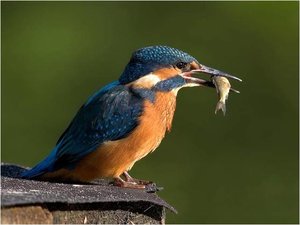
[21,45,241,189]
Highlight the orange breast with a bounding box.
[42,92,177,182]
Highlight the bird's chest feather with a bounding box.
[69,92,177,180]
[105,91,177,166]
[130,92,177,156]
[144,92,177,134]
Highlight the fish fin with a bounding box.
[215,101,226,116]
[230,88,240,94]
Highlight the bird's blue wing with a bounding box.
[22,81,144,178]
[55,83,144,164]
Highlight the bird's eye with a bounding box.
[176,62,188,69]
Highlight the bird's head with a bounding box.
[119,45,241,94]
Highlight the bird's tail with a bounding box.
[215,101,226,116]
[21,148,57,179]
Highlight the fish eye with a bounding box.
[176,62,188,69]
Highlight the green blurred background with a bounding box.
[2,2,299,223]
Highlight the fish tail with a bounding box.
[215,101,226,116]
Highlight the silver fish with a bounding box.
[212,76,231,115]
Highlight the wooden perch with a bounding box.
[1,163,176,224]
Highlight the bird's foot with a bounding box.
[113,177,145,189]
[123,171,153,185]
[112,172,163,192]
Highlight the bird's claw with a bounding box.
[112,177,163,193]
[113,178,146,189]
[128,178,153,185]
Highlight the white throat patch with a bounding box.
[130,73,161,89]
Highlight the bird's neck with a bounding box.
[131,88,156,103]
[153,91,177,132]
[131,88,176,132]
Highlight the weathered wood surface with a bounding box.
[1,163,176,224]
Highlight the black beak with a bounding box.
[192,64,242,82]
[183,64,242,93]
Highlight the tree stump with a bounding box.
[1,163,176,224]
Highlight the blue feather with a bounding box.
[22,81,144,178]
[154,75,185,92]
[119,46,197,84]
[21,147,58,178]
[131,88,156,103]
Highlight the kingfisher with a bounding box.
[22,46,241,189]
